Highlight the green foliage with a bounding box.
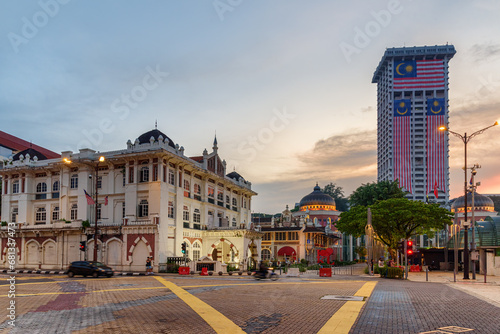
[354,246,367,259]
[322,182,349,212]
[300,258,308,265]
[166,264,180,273]
[380,267,404,279]
[226,265,237,272]
[349,180,406,207]
[337,205,370,237]
[1,221,7,226]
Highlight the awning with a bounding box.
[277,246,296,256]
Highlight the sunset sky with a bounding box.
[1,1,500,213]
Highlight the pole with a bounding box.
[404,239,408,280]
[93,164,99,262]
[454,213,458,283]
[471,171,476,280]
[463,136,469,279]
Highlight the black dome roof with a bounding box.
[227,171,245,182]
[12,148,47,161]
[451,192,494,210]
[137,129,176,149]
[299,184,336,208]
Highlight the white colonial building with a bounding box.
[0,128,260,273]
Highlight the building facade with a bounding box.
[0,129,259,273]
[372,45,456,205]
[258,184,356,265]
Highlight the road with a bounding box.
[0,273,499,333]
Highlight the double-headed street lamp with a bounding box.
[439,121,498,279]
[64,155,105,262]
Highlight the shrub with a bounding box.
[387,267,404,279]
[226,265,237,272]
[299,266,306,272]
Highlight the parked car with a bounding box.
[67,261,114,278]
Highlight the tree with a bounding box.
[322,182,349,212]
[338,198,453,259]
[348,180,406,207]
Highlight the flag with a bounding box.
[394,60,445,90]
[426,98,446,197]
[393,99,413,193]
[434,180,438,199]
[84,189,95,205]
[105,196,108,206]
[469,174,473,186]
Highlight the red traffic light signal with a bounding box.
[406,240,413,255]
[79,241,86,252]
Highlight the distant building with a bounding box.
[0,130,59,161]
[450,192,498,223]
[256,184,356,264]
[372,45,456,205]
[0,128,259,272]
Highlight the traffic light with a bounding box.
[181,242,186,254]
[80,241,86,252]
[406,240,414,256]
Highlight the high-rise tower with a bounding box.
[372,45,456,204]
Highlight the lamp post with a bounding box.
[439,121,498,279]
[365,208,373,276]
[64,155,105,262]
[468,164,480,279]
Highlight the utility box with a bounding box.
[319,268,332,277]
[178,266,190,275]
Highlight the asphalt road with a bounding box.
[0,273,498,334]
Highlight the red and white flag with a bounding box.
[104,196,108,206]
[84,189,95,205]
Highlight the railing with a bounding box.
[126,219,156,226]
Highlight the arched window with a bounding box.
[140,166,149,183]
[193,242,201,261]
[184,180,190,198]
[183,206,189,221]
[52,181,60,192]
[70,204,78,220]
[12,180,19,194]
[35,207,46,223]
[261,249,271,261]
[194,184,201,195]
[226,195,230,204]
[217,190,223,201]
[36,182,47,193]
[138,199,148,217]
[193,209,201,223]
[70,174,78,189]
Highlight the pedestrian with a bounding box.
[146,257,152,275]
[378,258,384,267]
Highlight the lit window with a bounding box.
[208,187,214,198]
[184,180,190,197]
[194,184,201,195]
[217,191,223,201]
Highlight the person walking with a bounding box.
[146,257,152,275]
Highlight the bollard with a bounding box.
[426,267,428,282]
[453,269,456,282]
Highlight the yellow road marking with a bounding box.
[317,281,377,334]
[154,276,245,334]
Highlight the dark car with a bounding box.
[67,261,114,278]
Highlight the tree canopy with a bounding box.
[348,180,406,207]
[321,182,349,212]
[337,197,453,258]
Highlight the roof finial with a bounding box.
[155,119,157,129]
[213,131,218,151]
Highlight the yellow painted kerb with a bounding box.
[317,281,377,334]
[154,276,245,334]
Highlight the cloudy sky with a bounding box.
[1,1,500,213]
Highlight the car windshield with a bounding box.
[89,262,106,267]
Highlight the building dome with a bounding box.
[12,148,47,161]
[299,184,336,211]
[451,192,495,212]
[137,129,176,149]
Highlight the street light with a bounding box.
[439,121,498,279]
[64,155,105,262]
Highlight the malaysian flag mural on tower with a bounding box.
[426,98,446,197]
[393,60,445,90]
[393,99,412,193]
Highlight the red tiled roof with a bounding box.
[0,131,60,159]
[190,156,204,162]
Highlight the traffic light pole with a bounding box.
[404,240,408,280]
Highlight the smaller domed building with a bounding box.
[450,192,497,224]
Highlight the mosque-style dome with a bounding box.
[299,184,336,211]
[137,129,176,149]
[451,192,495,212]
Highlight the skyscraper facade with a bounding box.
[372,45,456,205]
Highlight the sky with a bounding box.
[1,0,500,213]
